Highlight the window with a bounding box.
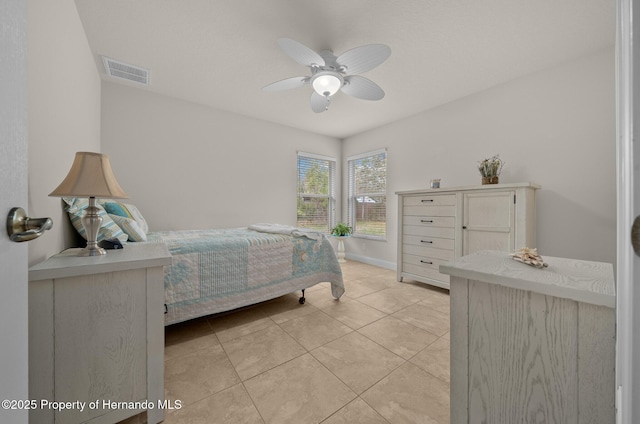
[297,152,337,232]
[347,149,387,239]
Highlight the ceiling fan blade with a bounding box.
[342,75,385,101]
[336,44,391,75]
[277,38,325,68]
[262,76,309,91]
[310,92,330,113]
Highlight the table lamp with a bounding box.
[49,152,128,256]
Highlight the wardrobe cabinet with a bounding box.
[28,243,172,424]
[396,182,539,289]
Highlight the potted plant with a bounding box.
[331,222,353,237]
[330,223,352,263]
[478,154,504,185]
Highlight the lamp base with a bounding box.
[78,246,107,256]
[78,196,107,257]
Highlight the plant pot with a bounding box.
[332,235,349,263]
[482,176,499,185]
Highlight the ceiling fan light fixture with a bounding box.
[311,72,343,97]
[264,38,390,112]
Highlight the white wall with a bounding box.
[343,47,616,267]
[100,47,615,268]
[101,82,342,231]
[27,0,102,266]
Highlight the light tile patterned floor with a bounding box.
[121,260,451,424]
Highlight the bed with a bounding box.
[63,198,344,325]
[147,226,345,325]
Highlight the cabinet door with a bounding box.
[54,269,147,423]
[467,280,579,423]
[462,190,515,255]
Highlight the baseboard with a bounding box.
[344,253,396,270]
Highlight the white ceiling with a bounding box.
[75,0,615,139]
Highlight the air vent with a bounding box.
[102,56,149,85]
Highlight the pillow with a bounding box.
[102,201,149,234]
[109,214,147,242]
[102,201,133,218]
[63,197,128,244]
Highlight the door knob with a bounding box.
[632,215,640,256]
[6,207,53,242]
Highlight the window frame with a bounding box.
[347,148,387,241]
[296,151,337,233]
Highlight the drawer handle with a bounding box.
[420,240,433,244]
[420,219,434,223]
[421,199,434,203]
[420,260,433,264]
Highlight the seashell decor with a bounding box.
[509,247,548,268]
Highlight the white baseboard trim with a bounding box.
[344,253,396,270]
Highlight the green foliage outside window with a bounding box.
[297,155,335,232]
[348,151,387,238]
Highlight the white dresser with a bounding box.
[396,182,539,289]
[441,250,615,424]
[28,243,172,424]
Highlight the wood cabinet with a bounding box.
[28,243,172,424]
[440,250,615,424]
[396,182,539,289]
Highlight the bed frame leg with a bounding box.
[299,289,305,304]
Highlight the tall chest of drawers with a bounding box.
[396,182,539,289]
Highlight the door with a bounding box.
[616,0,639,422]
[0,2,29,423]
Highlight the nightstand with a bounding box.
[28,243,171,424]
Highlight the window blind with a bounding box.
[297,152,336,232]
[347,148,387,239]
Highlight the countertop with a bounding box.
[440,250,615,308]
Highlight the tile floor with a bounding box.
[123,260,451,424]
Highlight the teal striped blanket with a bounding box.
[147,227,344,325]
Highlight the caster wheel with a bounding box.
[299,297,305,304]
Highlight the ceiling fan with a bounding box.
[263,38,391,113]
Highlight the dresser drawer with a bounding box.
[402,256,450,284]
[403,244,455,261]
[403,194,456,207]
[403,216,455,228]
[403,204,456,217]
[402,266,450,284]
[404,235,455,250]
[403,225,455,239]
[403,253,451,271]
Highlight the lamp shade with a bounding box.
[49,152,128,199]
[311,72,343,97]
